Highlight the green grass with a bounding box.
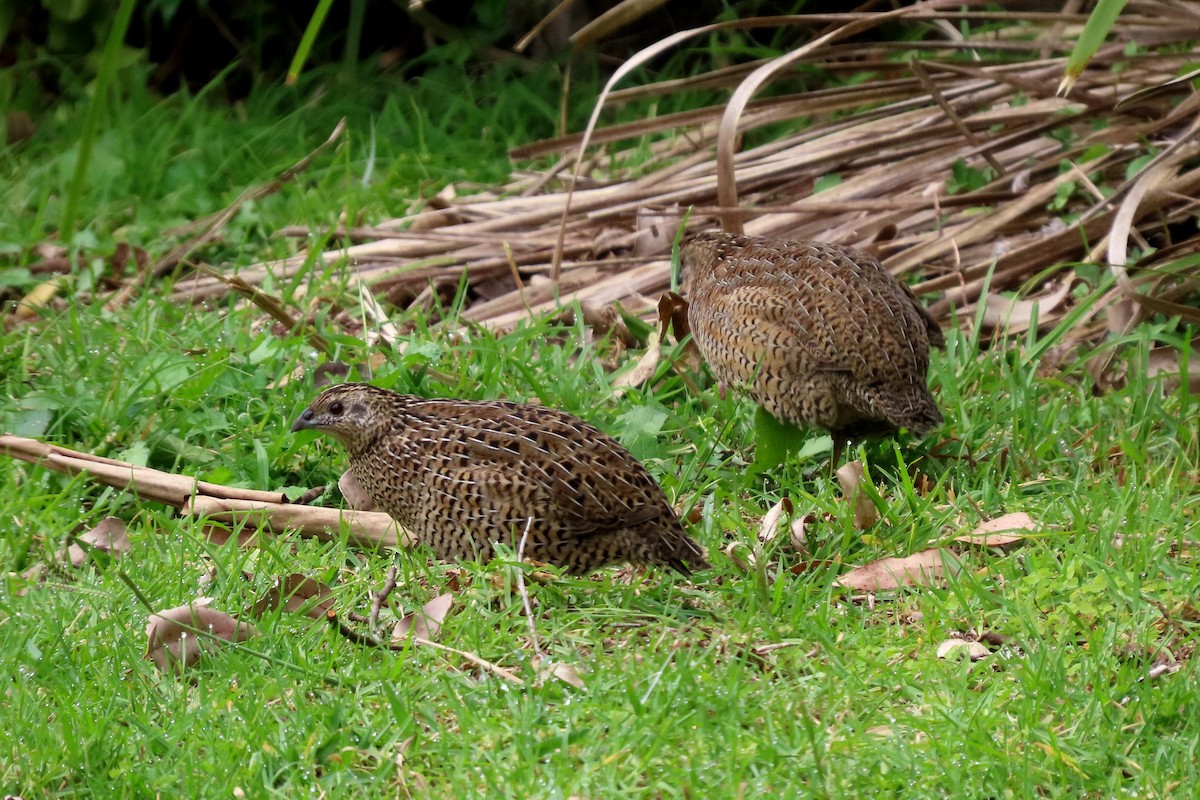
[3,62,1200,799]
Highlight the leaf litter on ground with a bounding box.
[393,592,455,643]
[252,573,336,620]
[836,512,1038,593]
[67,516,131,567]
[145,599,257,672]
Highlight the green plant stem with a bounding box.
[58,0,138,243]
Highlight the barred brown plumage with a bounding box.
[681,230,943,463]
[291,383,709,575]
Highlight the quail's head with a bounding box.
[291,383,390,454]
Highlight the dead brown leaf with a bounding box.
[722,541,753,572]
[535,657,587,689]
[68,516,131,567]
[835,548,958,592]
[145,599,257,671]
[979,278,1073,335]
[12,277,62,323]
[935,639,990,661]
[657,291,706,383]
[611,330,661,393]
[836,460,879,530]
[757,497,793,544]
[658,291,691,341]
[789,512,813,554]
[1147,339,1200,394]
[953,512,1037,547]
[252,574,336,620]
[393,592,455,642]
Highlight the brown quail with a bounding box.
[291,383,709,575]
[681,230,944,465]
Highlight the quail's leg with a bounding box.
[829,435,848,477]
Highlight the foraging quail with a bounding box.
[681,230,944,464]
[291,383,709,575]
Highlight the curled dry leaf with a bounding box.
[68,516,131,567]
[1147,339,1200,394]
[145,599,257,671]
[338,470,377,511]
[1147,662,1182,680]
[723,541,754,572]
[611,330,661,392]
[911,471,935,497]
[835,548,957,592]
[657,291,706,379]
[757,497,793,544]
[935,639,990,661]
[836,460,879,530]
[535,658,586,689]
[252,573,335,620]
[979,279,1073,335]
[954,512,1037,547]
[658,291,691,341]
[12,277,62,323]
[790,513,813,554]
[393,592,455,642]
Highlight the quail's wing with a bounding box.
[899,281,945,348]
[407,400,666,536]
[696,280,856,377]
[767,238,944,352]
[423,459,661,540]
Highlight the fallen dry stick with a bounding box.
[0,434,410,550]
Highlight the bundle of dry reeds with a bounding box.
[172,1,1200,385]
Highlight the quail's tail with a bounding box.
[655,532,711,576]
[866,385,943,437]
[898,395,943,436]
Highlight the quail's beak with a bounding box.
[290,408,317,433]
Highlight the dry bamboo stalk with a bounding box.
[185,496,407,550]
[149,7,1199,360]
[1,435,288,506]
[0,434,413,551]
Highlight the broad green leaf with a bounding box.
[751,405,811,470]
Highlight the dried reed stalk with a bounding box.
[168,2,1198,380]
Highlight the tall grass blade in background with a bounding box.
[288,0,337,86]
[58,0,137,242]
[1058,0,1129,96]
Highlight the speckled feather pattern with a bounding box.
[293,384,708,574]
[681,231,943,439]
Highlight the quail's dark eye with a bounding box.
[329,401,345,416]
